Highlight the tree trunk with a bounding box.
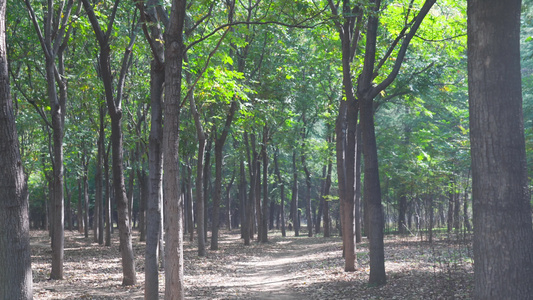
[203,138,212,243]
[81,0,138,285]
[140,0,166,294]
[65,179,72,231]
[98,106,105,245]
[0,5,33,293]
[260,126,269,242]
[104,141,112,247]
[360,95,386,285]
[447,184,454,233]
[162,0,187,297]
[398,195,407,234]
[463,171,471,232]
[468,1,533,297]
[83,157,89,239]
[291,151,299,236]
[323,159,332,238]
[186,161,195,242]
[127,167,135,229]
[138,169,147,242]
[212,101,238,249]
[226,171,235,231]
[244,132,256,244]
[274,149,286,237]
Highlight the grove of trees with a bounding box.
[2,0,533,299]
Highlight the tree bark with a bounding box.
[0,2,33,294]
[467,0,533,297]
[139,0,166,293]
[81,0,138,285]
[162,0,187,298]
[23,0,76,280]
[328,0,361,272]
[357,0,435,285]
[291,151,299,236]
[212,101,238,249]
[274,149,286,237]
[260,126,269,242]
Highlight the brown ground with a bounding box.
[31,229,473,299]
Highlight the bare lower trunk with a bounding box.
[0,11,33,294]
[468,1,533,297]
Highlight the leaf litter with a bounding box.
[31,229,473,299]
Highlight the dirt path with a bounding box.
[200,235,331,299]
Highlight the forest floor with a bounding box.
[31,228,473,299]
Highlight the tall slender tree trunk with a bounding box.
[260,126,269,242]
[139,0,166,295]
[186,161,194,242]
[360,95,386,285]
[323,158,333,238]
[212,100,238,249]
[328,0,361,271]
[83,157,89,239]
[81,0,138,285]
[0,3,33,293]
[291,151,300,236]
[274,149,286,237]
[354,124,362,243]
[162,0,187,298]
[97,105,105,245]
[468,0,533,297]
[104,141,112,246]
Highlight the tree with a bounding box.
[356,0,436,285]
[0,0,33,296]
[162,0,187,297]
[23,0,78,280]
[81,0,137,285]
[327,0,362,272]
[467,0,533,297]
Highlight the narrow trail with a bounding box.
[206,235,321,299]
[184,232,340,300]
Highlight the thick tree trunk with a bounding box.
[0,5,33,294]
[145,71,162,296]
[360,95,386,285]
[468,0,533,298]
[162,0,187,298]
[140,0,166,294]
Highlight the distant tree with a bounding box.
[467,0,533,298]
[0,0,33,296]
